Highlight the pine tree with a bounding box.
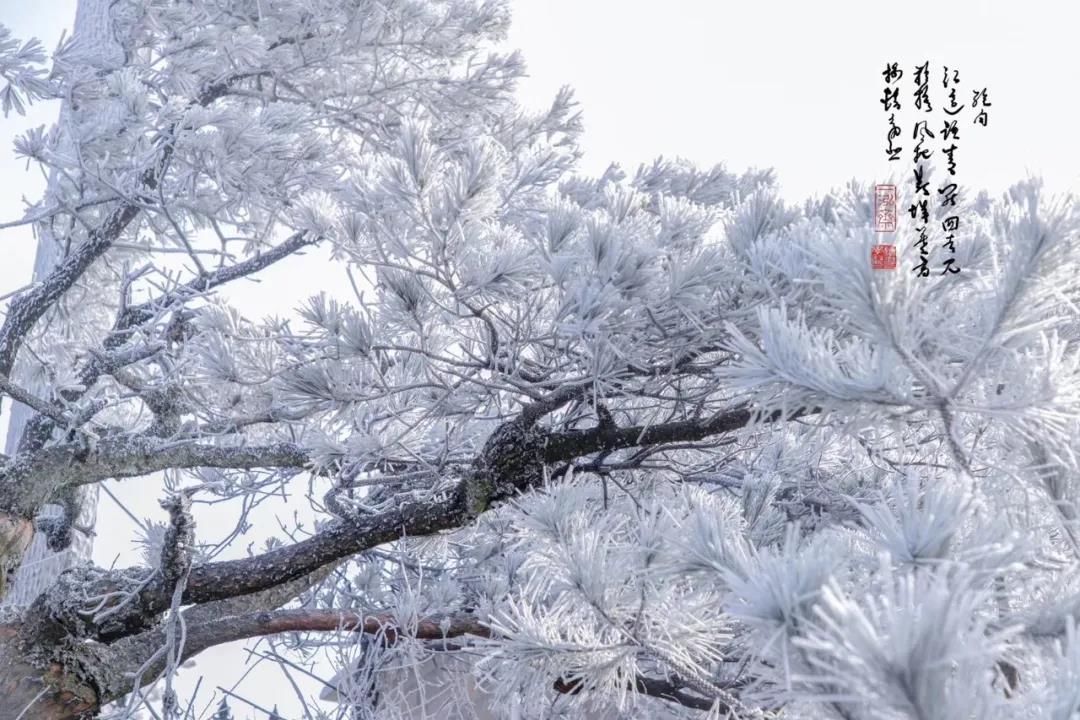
[0,2,1077,720]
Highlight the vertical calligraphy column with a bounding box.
[874,62,903,269]
[882,62,904,162]
[938,67,963,274]
[910,62,934,277]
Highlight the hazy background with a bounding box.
[0,1,1077,716]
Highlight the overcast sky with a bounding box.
[0,1,1078,717]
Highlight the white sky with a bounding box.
[0,1,1078,717]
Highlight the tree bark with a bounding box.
[0,624,97,720]
[1,0,123,609]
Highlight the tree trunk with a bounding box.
[0,624,98,720]
[1,0,122,608]
[0,5,126,713]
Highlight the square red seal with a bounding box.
[874,184,897,232]
[871,244,897,270]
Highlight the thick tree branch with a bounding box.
[542,404,809,462]
[183,608,490,656]
[0,371,67,425]
[179,563,342,630]
[180,501,462,608]
[169,405,799,611]
[0,438,311,517]
[0,203,141,380]
[13,399,802,654]
[12,401,800,612]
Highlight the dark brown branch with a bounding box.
[181,500,463,608]
[182,608,489,657]
[16,499,466,646]
[542,404,808,463]
[179,563,342,630]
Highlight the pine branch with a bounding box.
[117,607,745,715]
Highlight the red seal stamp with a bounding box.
[871,244,897,270]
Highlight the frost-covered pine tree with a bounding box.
[0,2,1079,720]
